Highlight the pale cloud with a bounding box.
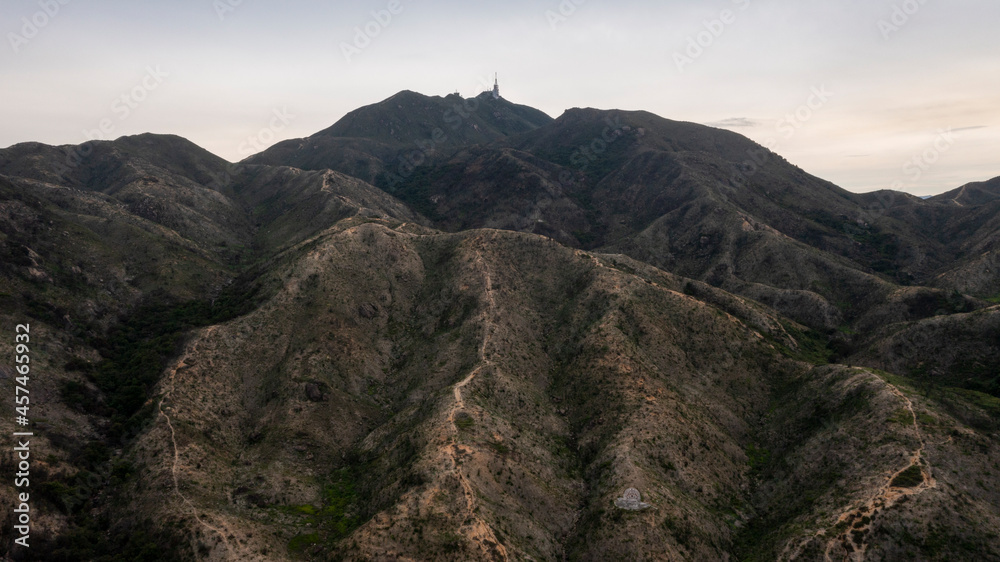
[704,118,760,128]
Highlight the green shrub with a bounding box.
[890,465,924,488]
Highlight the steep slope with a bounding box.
[0,135,252,254]
[852,306,1000,397]
[384,108,962,331]
[103,217,1000,561]
[858,177,1000,298]
[245,93,1000,327]
[230,164,426,252]
[0,136,429,560]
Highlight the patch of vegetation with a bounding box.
[281,467,364,557]
[771,321,834,365]
[887,408,914,425]
[853,230,902,279]
[907,523,994,558]
[453,411,474,430]
[949,387,1000,418]
[89,279,265,440]
[870,369,912,391]
[290,504,318,516]
[877,368,1000,430]
[376,162,460,222]
[26,516,190,562]
[890,465,924,488]
[746,444,771,472]
[802,210,906,282]
[571,229,599,248]
[288,533,321,555]
[439,531,464,553]
[662,515,695,550]
[59,379,103,414]
[30,275,269,561]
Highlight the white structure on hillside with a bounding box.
[492,73,500,99]
[615,487,651,510]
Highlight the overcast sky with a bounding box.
[2,0,997,196]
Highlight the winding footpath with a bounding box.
[785,374,936,561]
[443,234,510,561]
[817,381,937,561]
[157,326,240,560]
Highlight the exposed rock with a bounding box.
[305,382,324,402]
[358,302,379,319]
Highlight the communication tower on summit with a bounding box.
[492,73,500,99]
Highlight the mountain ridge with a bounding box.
[0,90,998,561]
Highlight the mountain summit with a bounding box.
[244,89,553,184]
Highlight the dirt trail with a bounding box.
[950,185,966,206]
[441,234,509,561]
[158,326,241,560]
[785,375,936,561]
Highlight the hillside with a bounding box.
[85,220,1000,560]
[377,107,991,334]
[244,90,553,185]
[0,92,998,561]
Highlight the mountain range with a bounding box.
[0,90,998,561]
